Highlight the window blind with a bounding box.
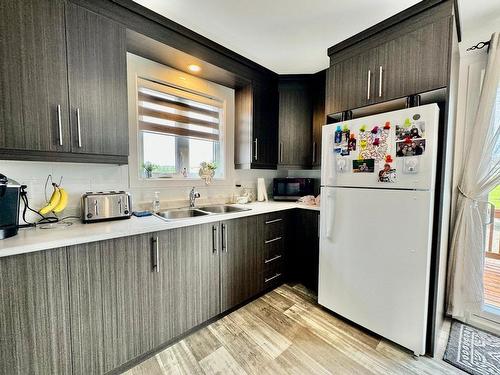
[137,80,221,142]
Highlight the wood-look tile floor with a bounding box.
[124,284,464,375]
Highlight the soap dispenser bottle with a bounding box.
[152,191,161,213]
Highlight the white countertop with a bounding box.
[0,201,320,258]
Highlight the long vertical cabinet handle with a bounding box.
[76,108,82,148]
[312,142,316,164]
[378,66,383,98]
[151,236,160,272]
[366,70,371,100]
[212,225,218,254]
[221,223,227,252]
[254,138,258,161]
[57,104,63,146]
[326,192,335,240]
[279,142,283,163]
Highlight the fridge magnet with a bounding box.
[352,159,375,173]
[396,120,425,140]
[383,121,391,130]
[385,154,394,163]
[334,126,342,144]
[396,139,425,157]
[334,146,342,154]
[360,124,367,132]
[403,157,419,173]
[340,145,350,156]
[358,125,389,162]
[378,163,397,183]
[336,158,349,172]
[342,127,350,143]
[348,134,357,151]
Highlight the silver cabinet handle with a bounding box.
[152,236,160,272]
[279,142,283,163]
[265,236,282,244]
[212,225,218,254]
[378,66,383,98]
[367,70,371,100]
[254,138,258,161]
[221,223,227,252]
[264,254,282,264]
[76,108,82,148]
[312,141,316,164]
[265,218,282,225]
[265,273,282,283]
[57,104,63,146]
[94,199,99,217]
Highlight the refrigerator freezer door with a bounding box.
[318,186,434,355]
[321,104,439,190]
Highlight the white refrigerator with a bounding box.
[318,104,440,356]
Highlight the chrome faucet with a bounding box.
[189,187,200,208]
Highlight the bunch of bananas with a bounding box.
[39,183,69,215]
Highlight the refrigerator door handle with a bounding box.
[326,191,335,239]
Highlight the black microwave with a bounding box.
[272,178,315,201]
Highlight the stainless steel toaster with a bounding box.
[81,191,132,223]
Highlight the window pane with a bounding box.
[189,138,218,176]
[142,132,176,175]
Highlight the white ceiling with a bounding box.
[134,0,500,73]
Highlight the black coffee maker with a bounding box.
[0,173,20,239]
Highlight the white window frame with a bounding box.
[127,53,235,188]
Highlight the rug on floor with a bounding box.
[443,320,500,375]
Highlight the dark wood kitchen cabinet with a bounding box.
[157,223,220,337]
[220,216,262,311]
[0,247,72,375]
[66,3,129,157]
[67,235,160,374]
[235,80,279,169]
[0,0,128,163]
[326,2,453,115]
[259,211,288,290]
[0,0,71,154]
[278,77,312,168]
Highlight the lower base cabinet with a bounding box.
[0,212,296,374]
[0,248,71,375]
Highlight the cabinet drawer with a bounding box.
[264,238,284,266]
[263,261,285,288]
[262,213,285,239]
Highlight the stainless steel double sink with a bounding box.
[156,204,251,221]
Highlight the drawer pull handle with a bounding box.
[265,236,282,244]
[265,218,282,224]
[265,273,282,283]
[264,254,282,264]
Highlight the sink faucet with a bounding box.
[189,187,200,208]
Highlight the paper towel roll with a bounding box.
[257,178,268,202]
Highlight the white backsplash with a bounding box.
[1,160,287,223]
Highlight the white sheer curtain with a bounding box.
[447,33,500,319]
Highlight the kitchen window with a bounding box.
[136,77,224,179]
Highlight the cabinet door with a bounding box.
[376,16,451,102]
[0,0,70,152]
[159,223,220,337]
[291,210,320,292]
[0,248,71,375]
[252,82,279,168]
[68,235,157,374]
[66,3,128,156]
[326,50,376,114]
[278,80,312,168]
[220,216,262,311]
[311,71,326,167]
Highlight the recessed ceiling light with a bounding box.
[188,64,201,72]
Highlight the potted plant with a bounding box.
[142,161,158,178]
[199,162,217,185]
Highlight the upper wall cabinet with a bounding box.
[0,0,128,164]
[326,3,453,115]
[0,0,71,153]
[66,3,129,157]
[278,78,312,169]
[235,80,279,169]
